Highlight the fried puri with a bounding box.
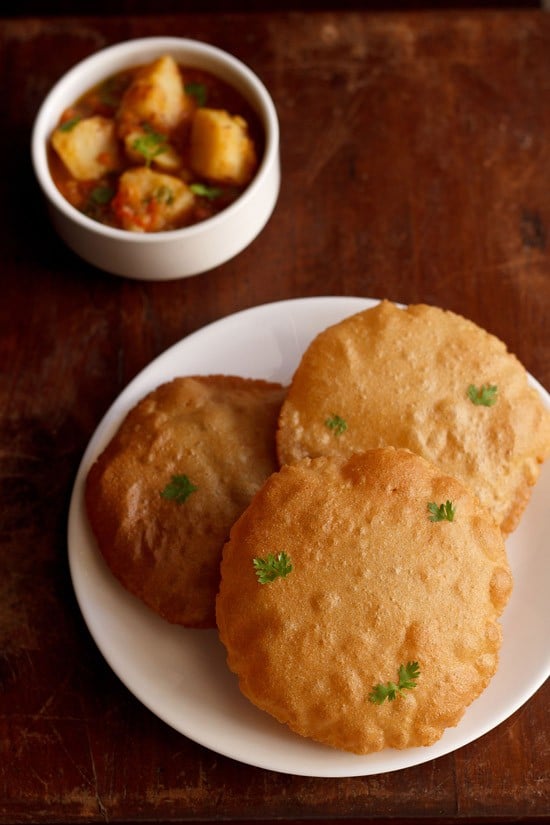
[85,375,285,627]
[276,301,550,534]
[216,447,513,755]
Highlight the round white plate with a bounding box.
[68,296,550,777]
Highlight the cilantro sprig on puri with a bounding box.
[467,383,498,406]
[369,662,420,704]
[427,500,455,522]
[325,413,347,436]
[160,474,198,504]
[253,552,293,584]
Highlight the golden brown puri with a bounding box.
[85,375,286,628]
[216,448,513,755]
[276,300,550,535]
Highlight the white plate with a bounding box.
[68,296,550,777]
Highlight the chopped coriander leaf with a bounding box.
[132,123,168,166]
[189,182,223,200]
[161,474,198,504]
[98,75,128,109]
[325,413,347,436]
[90,185,115,205]
[467,383,498,406]
[253,551,293,584]
[185,81,207,107]
[154,185,174,205]
[368,661,420,704]
[427,500,455,522]
[59,116,82,132]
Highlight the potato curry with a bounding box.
[48,55,263,232]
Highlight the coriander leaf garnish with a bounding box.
[368,661,420,704]
[132,123,168,166]
[253,552,293,584]
[185,81,207,107]
[160,474,197,504]
[59,116,81,132]
[467,383,498,406]
[99,75,128,109]
[427,500,456,522]
[90,185,115,205]
[325,414,347,436]
[154,185,174,205]
[189,182,223,200]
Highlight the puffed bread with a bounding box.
[276,301,550,534]
[216,448,513,754]
[85,375,285,627]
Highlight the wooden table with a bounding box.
[1,9,548,824]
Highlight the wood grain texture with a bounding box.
[0,10,548,823]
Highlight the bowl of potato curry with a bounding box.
[32,37,280,280]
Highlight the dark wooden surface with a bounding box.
[1,9,549,824]
[1,1,543,17]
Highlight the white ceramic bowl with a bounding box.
[31,36,280,280]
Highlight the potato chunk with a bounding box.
[113,166,195,232]
[51,116,121,181]
[190,108,257,186]
[117,55,191,136]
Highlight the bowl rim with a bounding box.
[31,35,280,244]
